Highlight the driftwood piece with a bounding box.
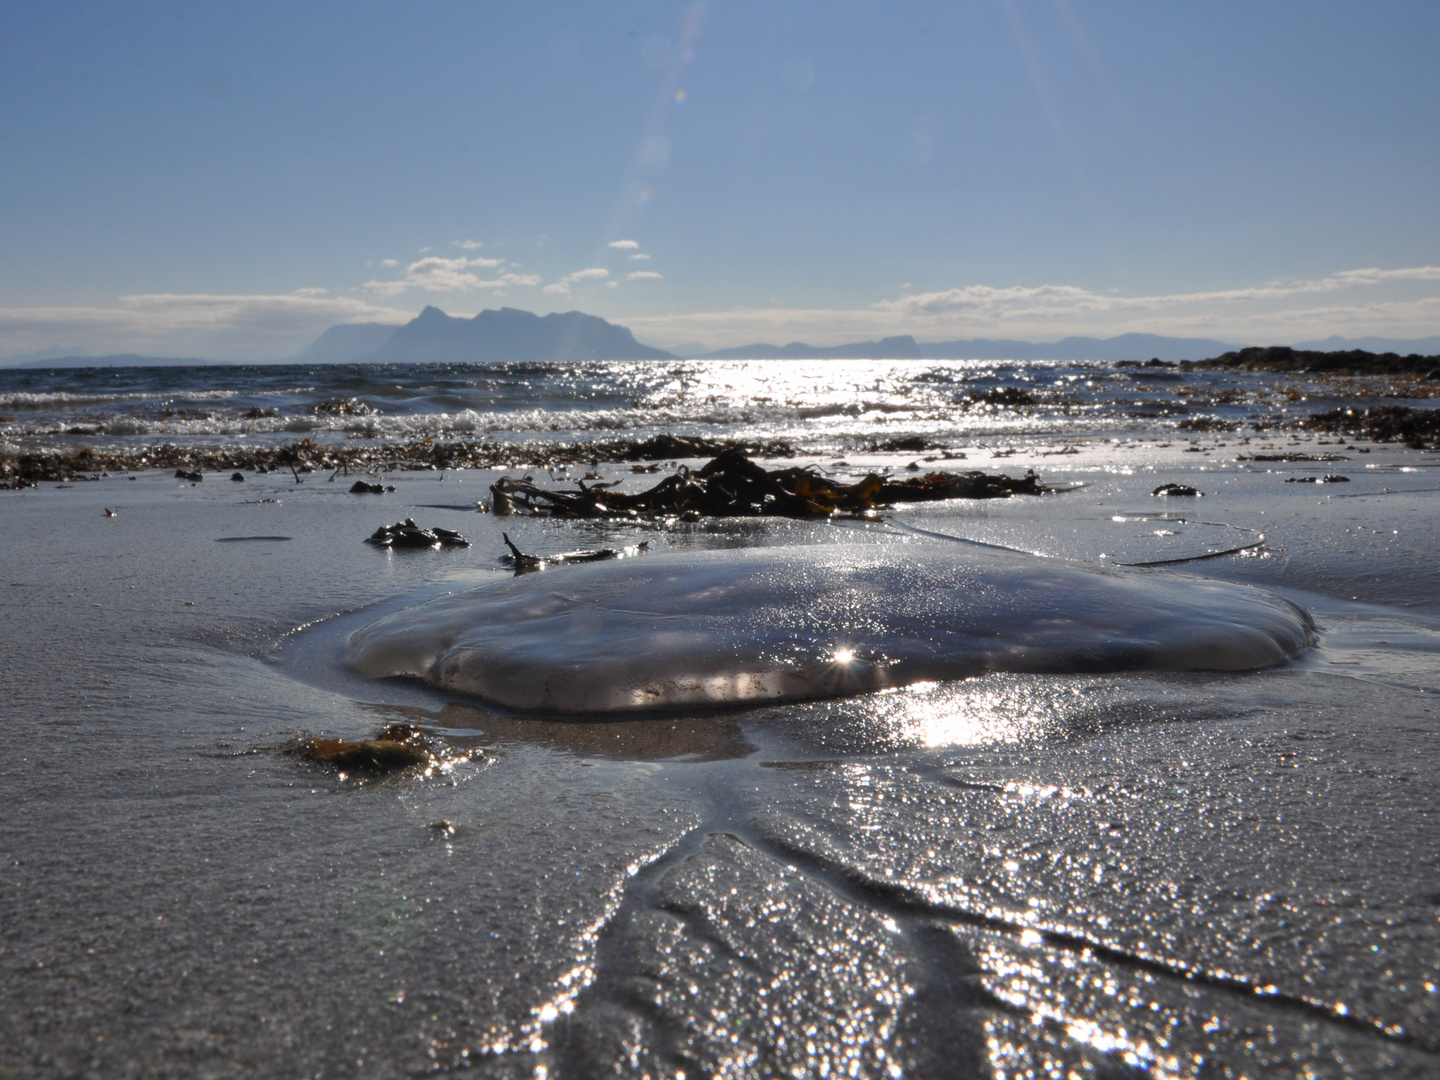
[488,448,1066,521]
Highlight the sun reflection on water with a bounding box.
[851,676,1094,748]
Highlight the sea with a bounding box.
[0,357,1406,456]
[2,357,1439,1078]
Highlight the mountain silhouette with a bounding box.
[697,332,1238,362]
[295,322,398,364]
[370,306,673,363]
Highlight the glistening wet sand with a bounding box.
[2,435,1438,1078]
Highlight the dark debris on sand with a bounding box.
[365,519,470,548]
[284,723,467,778]
[491,447,1066,520]
[1304,405,1440,450]
[499,532,649,572]
[0,434,799,487]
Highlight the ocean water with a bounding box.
[2,359,1439,1078]
[2,357,1424,456]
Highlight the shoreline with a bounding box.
[5,406,1438,487]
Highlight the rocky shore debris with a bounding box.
[349,480,395,494]
[1152,483,1201,497]
[365,518,470,548]
[500,531,648,573]
[284,722,465,777]
[174,469,203,482]
[0,435,802,487]
[489,448,1064,521]
[1183,345,1440,376]
[1304,404,1440,450]
[1285,474,1350,484]
[230,471,245,482]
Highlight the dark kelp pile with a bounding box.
[490,448,1065,520]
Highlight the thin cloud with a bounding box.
[608,240,640,250]
[875,266,1440,319]
[620,265,1440,349]
[628,253,651,261]
[627,271,663,281]
[0,291,412,361]
[543,267,610,296]
[453,240,484,250]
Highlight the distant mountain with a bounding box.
[1291,334,1440,355]
[697,332,1238,362]
[293,322,400,364]
[371,306,674,362]
[14,353,221,369]
[2,346,95,366]
[704,336,925,360]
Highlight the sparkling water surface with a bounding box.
[5,357,1427,454]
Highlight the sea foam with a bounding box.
[346,543,1315,714]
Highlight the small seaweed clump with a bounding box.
[491,448,1064,520]
[285,723,462,777]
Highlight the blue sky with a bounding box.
[2,1,1438,358]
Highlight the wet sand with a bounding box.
[2,433,1439,1078]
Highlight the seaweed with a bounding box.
[499,532,649,573]
[0,434,798,486]
[489,448,1066,521]
[285,723,444,775]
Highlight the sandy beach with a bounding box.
[3,393,1439,1076]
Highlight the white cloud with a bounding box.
[378,258,399,268]
[363,255,519,296]
[628,253,651,261]
[454,240,484,250]
[627,271,663,281]
[619,265,1440,349]
[0,291,414,361]
[608,240,639,250]
[543,267,610,296]
[875,266,1440,320]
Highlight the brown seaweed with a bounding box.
[500,532,649,573]
[284,723,456,776]
[488,448,1065,521]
